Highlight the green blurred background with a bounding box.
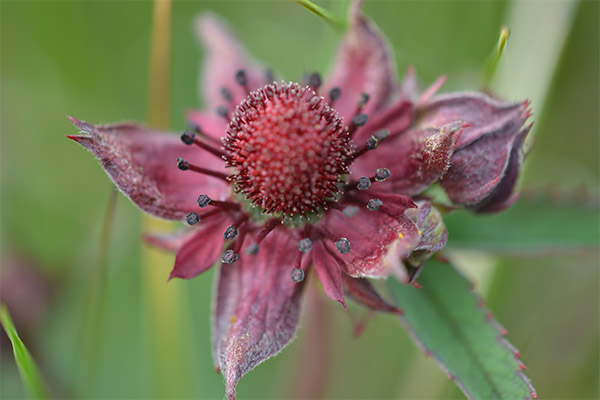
[1,1,598,399]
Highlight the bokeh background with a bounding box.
[1,1,598,399]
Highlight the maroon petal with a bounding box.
[472,124,531,213]
[440,118,530,207]
[323,0,396,120]
[143,228,196,252]
[196,14,267,111]
[418,92,529,149]
[353,99,413,144]
[169,213,231,280]
[320,206,418,278]
[212,228,305,399]
[342,274,402,314]
[312,241,346,308]
[352,122,464,196]
[68,118,229,220]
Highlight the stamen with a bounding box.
[335,237,351,254]
[185,212,201,225]
[366,198,383,211]
[291,268,305,282]
[329,87,341,105]
[348,113,368,138]
[221,249,238,264]
[235,69,249,94]
[374,128,390,142]
[224,225,238,240]
[342,205,359,217]
[255,218,280,244]
[245,243,259,255]
[356,93,370,113]
[357,176,371,191]
[187,122,221,145]
[220,87,233,102]
[308,72,322,91]
[298,238,313,253]
[216,106,230,122]
[349,134,380,162]
[374,168,391,182]
[176,158,229,181]
[180,130,227,159]
[197,194,211,208]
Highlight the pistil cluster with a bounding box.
[175,71,395,281]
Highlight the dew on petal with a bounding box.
[291,268,305,282]
[335,237,351,254]
[222,249,238,264]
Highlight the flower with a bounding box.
[67,1,531,398]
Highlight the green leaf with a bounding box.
[388,261,536,400]
[0,304,51,399]
[295,0,346,31]
[444,196,600,255]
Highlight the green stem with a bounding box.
[295,0,346,31]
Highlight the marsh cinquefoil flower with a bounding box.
[68,1,531,398]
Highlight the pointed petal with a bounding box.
[68,118,230,220]
[312,241,346,308]
[321,206,418,278]
[440,118,529,207]
[353,99,413,144]
[212,229,306,399]
[352,122,464,196]
[143,228,196,252]
[169,213,231,280]
[418,92,529,149]
[342,274,402,314]
[324,0,396,120]
[196,14,267,110]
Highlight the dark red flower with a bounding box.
[68,1,531,397]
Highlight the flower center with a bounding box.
[224,82,352,217]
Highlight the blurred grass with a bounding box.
[1,1,597,399]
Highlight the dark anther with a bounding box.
[222,249,238,264]
[352,113,368,128]
[216,106,229,119]
[367,198,383,211]
[220,87,233,102]
[246,243,259,255]
[291,268,305,283]
[335,238,351,254]
[375,168,391,182]
[176,157,189,171]
[235,69,247,86]
[366,135,379,150]
[357,176,371,191]
[375,129,390,141]
[265,69,275,84]
[197,194,212,208]
[181,130,195,145]
[298,238,313,253]
[342,205,359,217]
[329,87,341,103]
[224,225,238,240]
[308,72,322,89]
[185,212,201,225]
[358,93,370,108]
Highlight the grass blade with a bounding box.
[0,304,51,399]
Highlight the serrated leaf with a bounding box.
[0,304,51,399]
[444,197,599,254]
[387,261,536,400]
